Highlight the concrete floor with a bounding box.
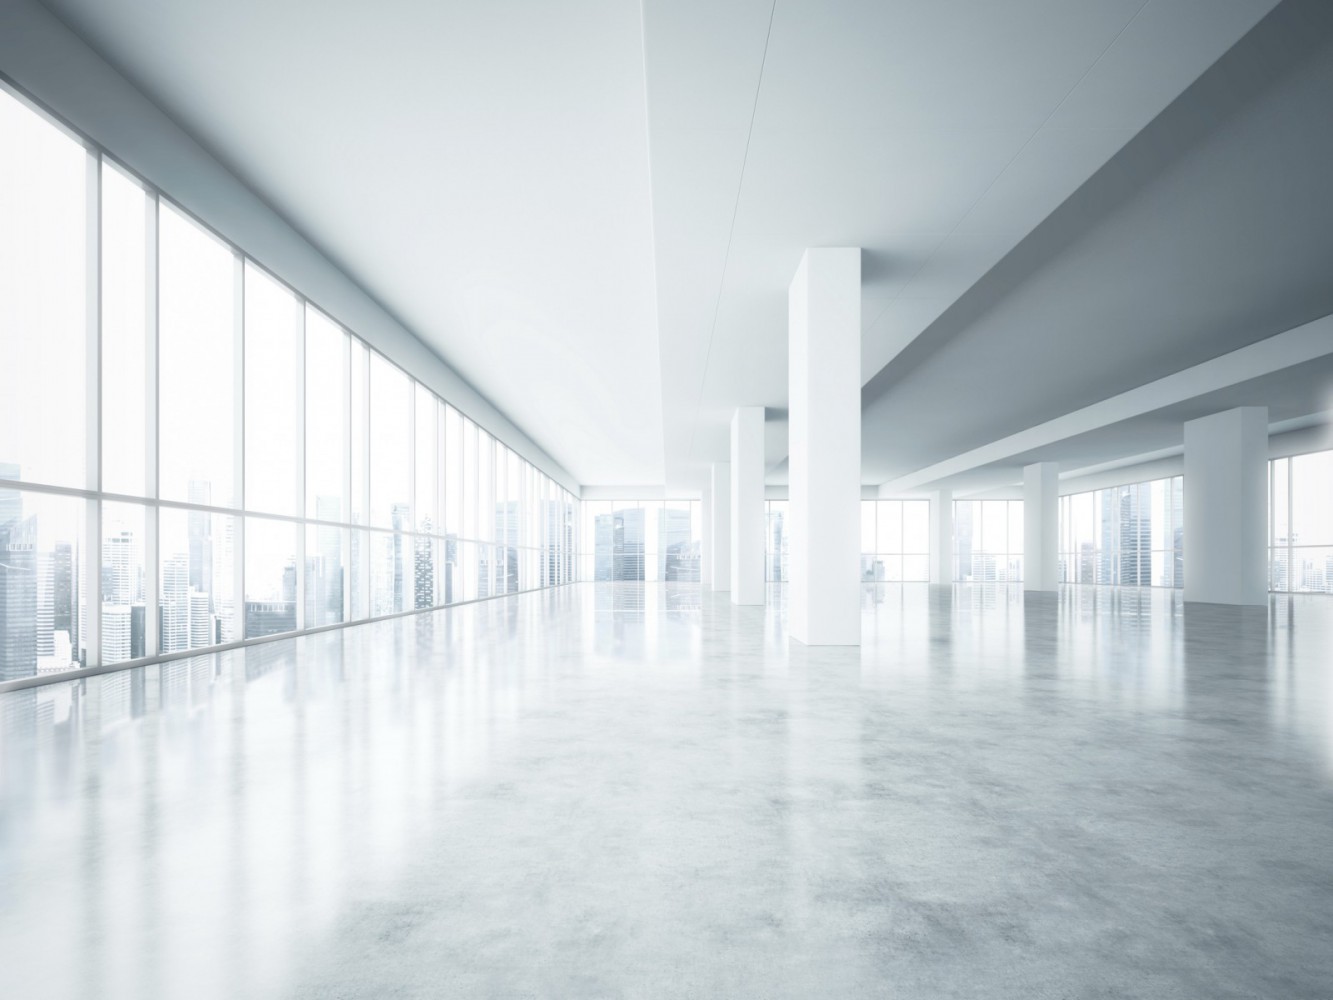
[1,582,1332,999]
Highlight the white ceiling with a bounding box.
[42,0,665,485]
[40,0,1300,491]
[643,0,1281,489]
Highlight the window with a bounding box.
[369,354,411,529]
[244,263,302,516]
[305,307,348,522]
[1271,451,1333,593]
[860,500,930,582]
[100,162,150,497]
[954,500,1024,582]
[0,92,88,490]
[1058,477,1182,587]
[244,517,298,638]
[306,522,345,627]
[0,488,86,681]
[158,202,237,508]
[765,500,789,582]
[583,500,701,583]
[0,82,579,685]
[414,385,437,533]
[101,502,147,663]
[159,507,237,652]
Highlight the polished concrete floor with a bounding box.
[2,583,1332,999]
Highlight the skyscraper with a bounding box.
[414,522,435,609]
[0,499,38,683]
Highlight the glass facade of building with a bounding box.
[0,84,577,685]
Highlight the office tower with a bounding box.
[187,479,212,594]
[189,589,213,648]
[102,529,135,605]
[0,509,38,683]
[35,552,53,658]
[414,526,434,609]
[391,502,410,612]
[160,553,190,653]
[102,605,132,663]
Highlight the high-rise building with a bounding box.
[160,553,191,653]
[414,531,434,609]
[102,529,136,605]
[102,605,133,663]
[0,504,38,683]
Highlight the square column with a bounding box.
[1184,407,1268,605]
[710,462,731,592]
[1023,462,1059,592]
[788,247,861,645]
[730,407,766,605]
[700,481,712,589]
[928,489,952,585]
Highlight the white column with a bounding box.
[700,481,712,589]
[1184,407,1268,605]
[788,247,861,646]
[730,407,765,605]
[1023,462,1059,592]
[710,462,730,591]
[928,489,952,585]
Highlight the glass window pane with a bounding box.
[462,418,477,540]
[903,501,928,554]
[860,501,876,554]
[981,501,1007,556]
[877,501,902,555]
[414,385,437,533]
[1008,500,1024,560]
[101,501,147,663]
[370,529,409,616]
[159,506,237,652]
[413,533,437,609]
[348,528,369,620]
[244,517,298,638]
[0,93,88,490]
[444,405,462,538]
[159,202,236,508]
[306,522,345,627]
[101,161,149,497]
[1290,545,1333,594]
[1291,451,1333,547]
[662,501,695,581]
[369,354,411,529]
[350,341,368,525]
[243,263,302,515]
[903,554,928,582]
[305,307,348,522]
[0,488,86,680]
[478,430,493,543]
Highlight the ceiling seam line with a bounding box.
[686,0,778,470]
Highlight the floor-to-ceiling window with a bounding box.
[953,499,1024,582]
[861,500,930,582]
[1270,450,1333,594]
[764,500,788,582]
[0,83,577,687]
[579,501,701,582]
[1058,477,1183,588]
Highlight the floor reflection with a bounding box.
[1,583,1331,999]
